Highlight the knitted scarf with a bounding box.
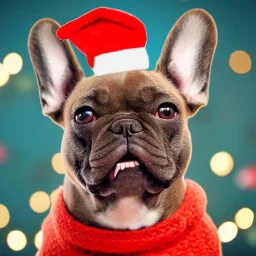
[38,180,222,256]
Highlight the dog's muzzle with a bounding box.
[82,118,175,197]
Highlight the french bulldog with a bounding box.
[28,8,217,233]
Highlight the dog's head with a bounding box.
[28,9,217,229]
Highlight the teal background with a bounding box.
[0,0,256,255]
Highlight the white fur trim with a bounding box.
[92,47,149,75]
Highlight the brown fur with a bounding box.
[28,9,217,230]
[60,70,191,227]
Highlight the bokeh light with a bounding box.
[218,221,238,243]
[3,53,23,75]
[245,227,256,247]
[7,230,27,251]
[34,230,43,249]
[0,63,10,87]
[15,74,34,92]
[236,165,256,189]
[235,208,254,230]
[210,152,234,176]
[0,204,10,228]
[51,153,64,174]
[29,191,50,213]
[229,50,252,74]
[0,144,7,164]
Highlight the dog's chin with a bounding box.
[85,163,169,198]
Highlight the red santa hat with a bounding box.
[57,7,149,75]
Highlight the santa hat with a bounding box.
[57,7,149,75]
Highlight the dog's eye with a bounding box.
[155,104,176,119]
[75,107,96,124]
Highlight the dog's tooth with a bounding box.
[130,161,135,168]
[120,163,126,170]
[114,163,121,179]
[117,163,121,170]
[135,161,140,166]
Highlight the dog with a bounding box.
[29,8,221,256]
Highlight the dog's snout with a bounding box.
[110,119,143,136]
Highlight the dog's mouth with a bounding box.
[87,153,169,197]
[109,154,141,180]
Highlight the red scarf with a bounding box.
[38,180,221,256]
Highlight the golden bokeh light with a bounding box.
[15,74,34,92]
[246,228,256,247]
[34,230,43,249]
[29,191,50,213]
[51,153,64,174]
[0,63,10,87]
[3,53,23,74]
[0,204,10,228]
[229,50,252,74]
[50,186,63,204]
[210,151,234,176]
[7,230,27,251]
[218,221,238,243]
[235,207,254,230]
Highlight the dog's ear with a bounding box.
[28,18,84,125]
[156,9,217,116]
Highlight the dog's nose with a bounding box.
[110,119,143,136]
